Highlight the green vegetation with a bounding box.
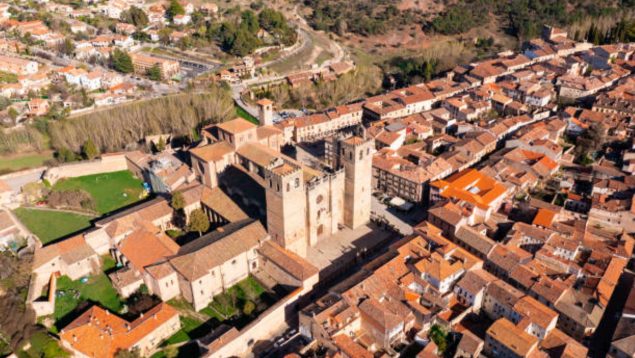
[166,0,185,21]
[429,325,448,354]
[16,332,69,358]
[431,0,628,40]
[48,90,234,153]
[51,171,145,214]
[187,209,210,236]
[111,48,134,74]
[431,1,488,35]
[102,255,117,272]
[0,71,18,84]
[236,106,259,124]
[256,65,381,111]
[306,0,422,36]
[147,64,162,81]
[0,152,53,173]
[81,139,100,160]
[120,6,149,28]
[54,274,123,323]
[212,8,296,56]
[164,277,269,347]
[164,316,204,345]
[14,208,94,244]
[208,276,266,319]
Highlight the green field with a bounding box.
[0,152,53,173]
[236,106,259,124]
[14,208,94,245]
[52,171,145,214]
[16,332,69,358]
[54,274,123,324]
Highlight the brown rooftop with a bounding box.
[216,118,257,134]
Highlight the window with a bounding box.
[316,195,323,204]
[295,178,300,188]
[232,259,236,265]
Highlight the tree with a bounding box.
[187,209,210,236]
[57,147,77,162]
[423,61,434,82]
[429,325,448,353]
[166,0,185,21]
[8,107,18,124]
[171,191,185,211]
[575,122,605,163]
[57,38,75,56]
[147,64,162,81]
[121,6,148,28]
[243,300,256,315]
[111,49,134,73]
[241,10,259,34]
[0,96,11,111]
[155,136,166,152]
[82,138,99,160]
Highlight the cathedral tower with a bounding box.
[265,162,308,257]
[340,135,374,229]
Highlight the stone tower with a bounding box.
[256,99,274,126]
[340,134,374,229]
[265,161,308,257]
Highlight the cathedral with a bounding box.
[189,104,374,258]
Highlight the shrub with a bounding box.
[243,300,256,316]
[47,189,96,211]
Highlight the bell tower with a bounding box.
[339,135,374,229]
[256,99,274,126]
[265,162,308,257]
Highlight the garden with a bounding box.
[53,273,124,329]
[14,170,147,245]
[153,276,280,357]
[50,170,145,215]
[13,208,94,245]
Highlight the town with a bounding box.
[0,0,634,357]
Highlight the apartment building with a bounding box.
[130,53,181,79]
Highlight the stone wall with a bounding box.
[43,153,129,185]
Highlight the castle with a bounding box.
[189,105,373,258]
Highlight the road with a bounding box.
[230,5,348,118]
[0,168,45,193]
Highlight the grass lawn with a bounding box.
[102,255,117,272]
[16,332,69,358]
[208,276,266,319]
[14,208,94,245]
[52,170,145,214]
[54,274,123,323]
[235,106,259,125]
[164,316,205,345]
[0,152,53,173]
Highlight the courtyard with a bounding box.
[14,170,147,245]
[51,170,145,215]
[13,208,94,245]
